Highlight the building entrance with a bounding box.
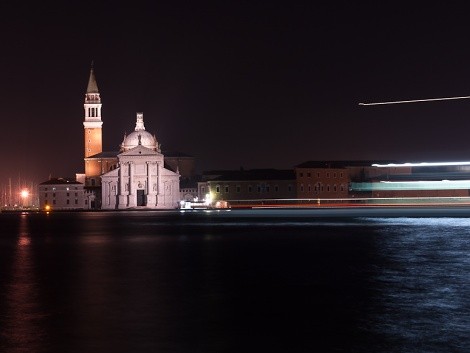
[137,190,146,206]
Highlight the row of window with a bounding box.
[44,199,81,205]
[44,192,79,198]
[43,187,79,191]
[299,184,346,192]
[298,172,344,178]
[205,185,293,194]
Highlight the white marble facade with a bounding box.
[101,114,180,209]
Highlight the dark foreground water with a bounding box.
[0,209,469,353]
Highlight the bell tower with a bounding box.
[83,63,103,159]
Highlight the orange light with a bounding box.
[20,189,29,198]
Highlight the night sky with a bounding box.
[2,1,470,185]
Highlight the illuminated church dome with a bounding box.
[120,113,160,152]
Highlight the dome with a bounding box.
[120,113,160,152]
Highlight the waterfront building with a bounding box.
[295,160,412,199]
[38,178,89,210]
[198,169,296,206]
[295,161,350,199]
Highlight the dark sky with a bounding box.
[2,1,470,184]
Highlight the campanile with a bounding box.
[83,64,103,160]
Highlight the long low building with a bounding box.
[198,169,296,207]
[38,178,91,210]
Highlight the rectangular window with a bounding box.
[216,186,220,193]
[53,193,56,198]
[307,173,311,177]
[225,186,229,193]
[317,173,320,178]
[327,173,330,178]
[67,193,70,197]
[75,192,78,197]
[201,187,205,193]
[274,185,279,192]
[257,186,261,193]
[299,172,303,177]
[248,186,252,192]
[53,200,56,205]
[288,185,292,192]
[300,184,304,192]
[266,186,270,192]
[236,186,241,193]
[67,200,70,205]
[75,199,78,204]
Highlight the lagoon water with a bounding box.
[0,210,469,352]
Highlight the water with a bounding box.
[0,210,469,352]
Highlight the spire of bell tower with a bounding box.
[86,62,99,94]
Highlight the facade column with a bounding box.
[103,181,109,207]
[156,162,162,206]
[128,162,136,207]
[118,162,127,209]
[146,162,157,207]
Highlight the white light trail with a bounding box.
[359,96,470,106]
[372,161,470,167]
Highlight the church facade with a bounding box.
[100,114,180,209]
[80,66,180,209]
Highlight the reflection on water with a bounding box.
[0,211,468,353]
[2,214,47,353]
[361,217,470,352]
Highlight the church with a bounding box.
[79,66,180,209]
[99,113,180,209]
[37,66,181,210]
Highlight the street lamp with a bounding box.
[20,189,29,208]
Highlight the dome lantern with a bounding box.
[120,113,159,152]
